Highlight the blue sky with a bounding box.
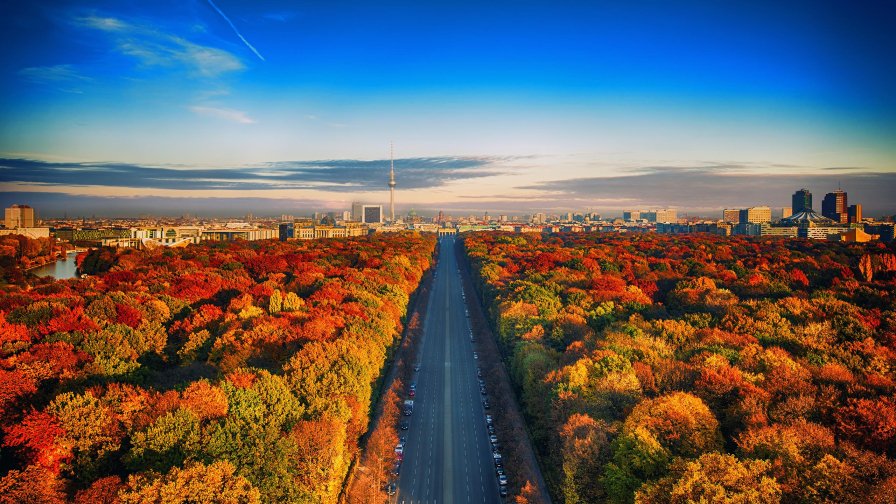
[1,0,894,217]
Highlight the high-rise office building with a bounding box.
[822,190,848,223]
[352,202,383,224]
[722,209,741,223]
[792,188,812,213]
[4,204,35,228]
[848,204,862,224]
[362,205,382,224]
[739,206,771,224]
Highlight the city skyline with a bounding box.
[2,1,895,216]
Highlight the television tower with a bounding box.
[389,142,396,222]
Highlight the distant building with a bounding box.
[760,223,798,238]
[799,224,850,240]
[643,209,677,223]
[201,227,276,242]
[279,222,294,241]
[352,203,383,224]
[132,226,203,246]
[792,188,812,214]
[740,206,771,224]
[722,209,741,223]
[848,204,862,224]
[782,207,792,219]
[623,210,642,221]
[821,190,848,223]
[0,227,49,239]
[5,204,35,228]
[733,222,762,236]
[363,205,382,224]
[838,228,877,243]
[865,223,895,243]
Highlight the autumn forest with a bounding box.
[2,230,896,503]
[464,232,896,503]
[0,233,435,502]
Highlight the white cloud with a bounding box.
[76,14,244,78]
[189,106,256,124]
[18,64,91,83]
[76,15,128,31]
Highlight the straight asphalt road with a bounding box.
[395,236,502,504]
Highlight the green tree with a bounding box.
[636,453,781,503]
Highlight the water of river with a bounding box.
[30,251,80,280]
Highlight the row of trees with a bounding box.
[0,233,435,502]
[464,232,896,503]
[0,234,59,284]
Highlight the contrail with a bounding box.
[206,0,265,61]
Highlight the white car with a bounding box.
[473,352,478,359]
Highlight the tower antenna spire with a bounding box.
[388,141,396,222]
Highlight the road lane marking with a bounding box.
[442,255,454,504]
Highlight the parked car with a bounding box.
[400,421,409,430]
[498,474,508,486]
[489,434,498,444]
[485,415,493,425]
[499,485,508,497]
[386,482,397,496]
[483,400,490,409]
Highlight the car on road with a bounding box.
[392,463,401,477]
[500,485,508,497]
[493,453,503,467]
[485,415,493,424]
[489,434,498,444]
[414,364,420,372]
[400,421,409,430]
[488,425,495,435]
[483,400,490,409]
[408,389,415,398]
[386,482,397,496]
[473,352,478,359]
[498,474,508,486]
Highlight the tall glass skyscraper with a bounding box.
[792,188,812,213]
[822,190,848,223]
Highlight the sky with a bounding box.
[1,0,894,217]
